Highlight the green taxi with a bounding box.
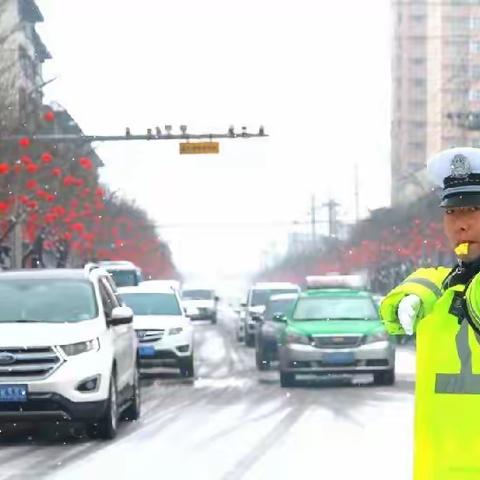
[278,275,395,387]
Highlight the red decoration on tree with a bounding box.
[43,111,55,122]
[26,164,39,174]
[70,222,85,233]
[40,152,53,164]
[0,202,9,213]
[63,232,73,241]
[0,163,9,175]
[51,167,62,177]
[25,179,38,190]
[19,137,30,148]
[20,155,32,165]
[79,157,93,170]
[63,176,76,187]
[95,187,104,198]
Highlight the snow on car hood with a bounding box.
[182,300,215,309]
[134,315,189,331]
[0,320,104,348]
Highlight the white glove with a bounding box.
[397,295,422,335]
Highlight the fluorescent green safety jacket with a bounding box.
[381,267,480,480]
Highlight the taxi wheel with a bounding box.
[245,333,255,348]
[280,371,295,388]
[255,347,270,371]
[373,369,395,386]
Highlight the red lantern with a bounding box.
[20,155,32,165]
[25,179,38,190]
[51,167,62,177]
[26,200,38,210]
[43,111,55,122]
[45,193,56,203]
[70,222,85,233]
[63,176,76,187]
[26,164,39,174]
[40,152,53,164]
[0,202,9,213]
[18,137,30,148]
[64,232,73,241]
[95,187,105,198]
[0,163,9,175]
[79,157,93,170]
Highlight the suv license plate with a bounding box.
[324,352,355,365]
[139,346,155,357]
[0,385,27,402]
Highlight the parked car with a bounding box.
[255,293,298,371]
[238,282,301,347]
[0,265,140,439]
[97,261,143,287]
[119,284,195,378]
[181,286,219,324]
[278,275,395,387]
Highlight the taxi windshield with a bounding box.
[292,296,379,321]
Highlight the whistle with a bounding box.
[455,243,469,256]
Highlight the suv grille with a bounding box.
[312,335,363,349]
[0,347,62,380]
[136,330,165,343]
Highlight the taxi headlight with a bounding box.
[61,338,100,357]
[365,331,389,344]
[285,332,310,345]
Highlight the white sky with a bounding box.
[37,0,391,284]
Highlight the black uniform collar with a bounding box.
[444,257,480,289]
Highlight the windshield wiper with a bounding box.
[7,320,43,323]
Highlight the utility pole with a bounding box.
[354,164,360,224]
[310,194,317,248]
[323,199,340,238]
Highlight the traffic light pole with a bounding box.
[0,127,267,145]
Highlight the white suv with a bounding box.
[119,284,195,378]
[0,266,140,440]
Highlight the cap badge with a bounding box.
[450,154,472,178]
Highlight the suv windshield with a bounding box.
[251,289,298,307]
[121,292,182,316]
[108,269,140,287]
[265,298,297,319]
[293,296,378,321]
[182,289,214,300]
[0,279,97,323]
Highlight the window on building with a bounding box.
[471,17,480,29]
[470,41,480,53]
[449,16,469,30]
[411,78,426,88]
[470,64,480,79]
[410,58,426,66]
[408,141,425,151]
[411,15,426,23]
[469,89,480,101]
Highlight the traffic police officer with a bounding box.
[381,147,480,480]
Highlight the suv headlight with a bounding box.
[61,339,100,357]
[285,332,310,345]
[365,331,389,344]
[169,327,183,335]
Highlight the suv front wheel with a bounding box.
[122,367,141,421]
[87,373,119,440]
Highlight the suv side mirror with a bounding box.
[240,302,247,308]
[109,306,134,326]
[272,313,287,323]
[214,296,220,302]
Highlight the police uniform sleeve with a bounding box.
[380,267,450,335]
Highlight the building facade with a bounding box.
[391,0,480,205]
[0,0,50,131]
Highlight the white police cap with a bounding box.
[427,147,480,207]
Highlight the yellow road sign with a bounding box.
[179,142,219,154]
